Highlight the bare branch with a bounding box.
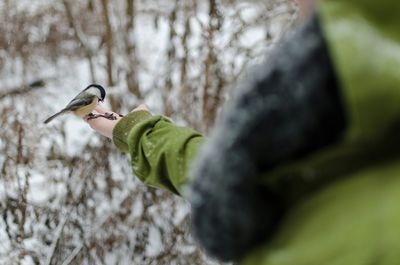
[61,243,84,265]
[62,0,96,83]
[100,0,114,86]
[44,216,68,265]
[0,80,45,100]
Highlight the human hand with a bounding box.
[86,104,149,139]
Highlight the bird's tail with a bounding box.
[44,109,67,124]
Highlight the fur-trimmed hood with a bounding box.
[189,0,400,261]
[188,14,346,262]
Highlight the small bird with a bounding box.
[44,84,115,124]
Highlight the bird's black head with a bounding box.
[84,84,106,102]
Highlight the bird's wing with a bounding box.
[65,94,96,111]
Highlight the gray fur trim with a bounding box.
[188,14,345,262]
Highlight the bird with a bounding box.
[44,84,115,124]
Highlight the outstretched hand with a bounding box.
[86,104,149,139]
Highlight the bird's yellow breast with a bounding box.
[73,98,98,117]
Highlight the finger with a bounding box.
[94,106,123,117]
[93,106,108,114]
[83,112,100,122]
[86,116,121,139]
[131,104,149,112]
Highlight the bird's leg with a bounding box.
[86,112,118,120]
[103,112,118,120]
[86,113,97,120]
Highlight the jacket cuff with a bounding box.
[112,110,153,152]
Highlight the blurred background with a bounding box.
[0,0,296,264]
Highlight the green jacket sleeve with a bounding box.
[112,110,204,196]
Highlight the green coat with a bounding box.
[112,1,400,263]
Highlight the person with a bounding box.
[87,0,400,264]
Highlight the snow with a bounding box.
[132,197,144,218]
[173,202,190,226]
[0,223,11,255]
[145,226,163,257]
[27,172,52,205]
[64,119,94,156]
